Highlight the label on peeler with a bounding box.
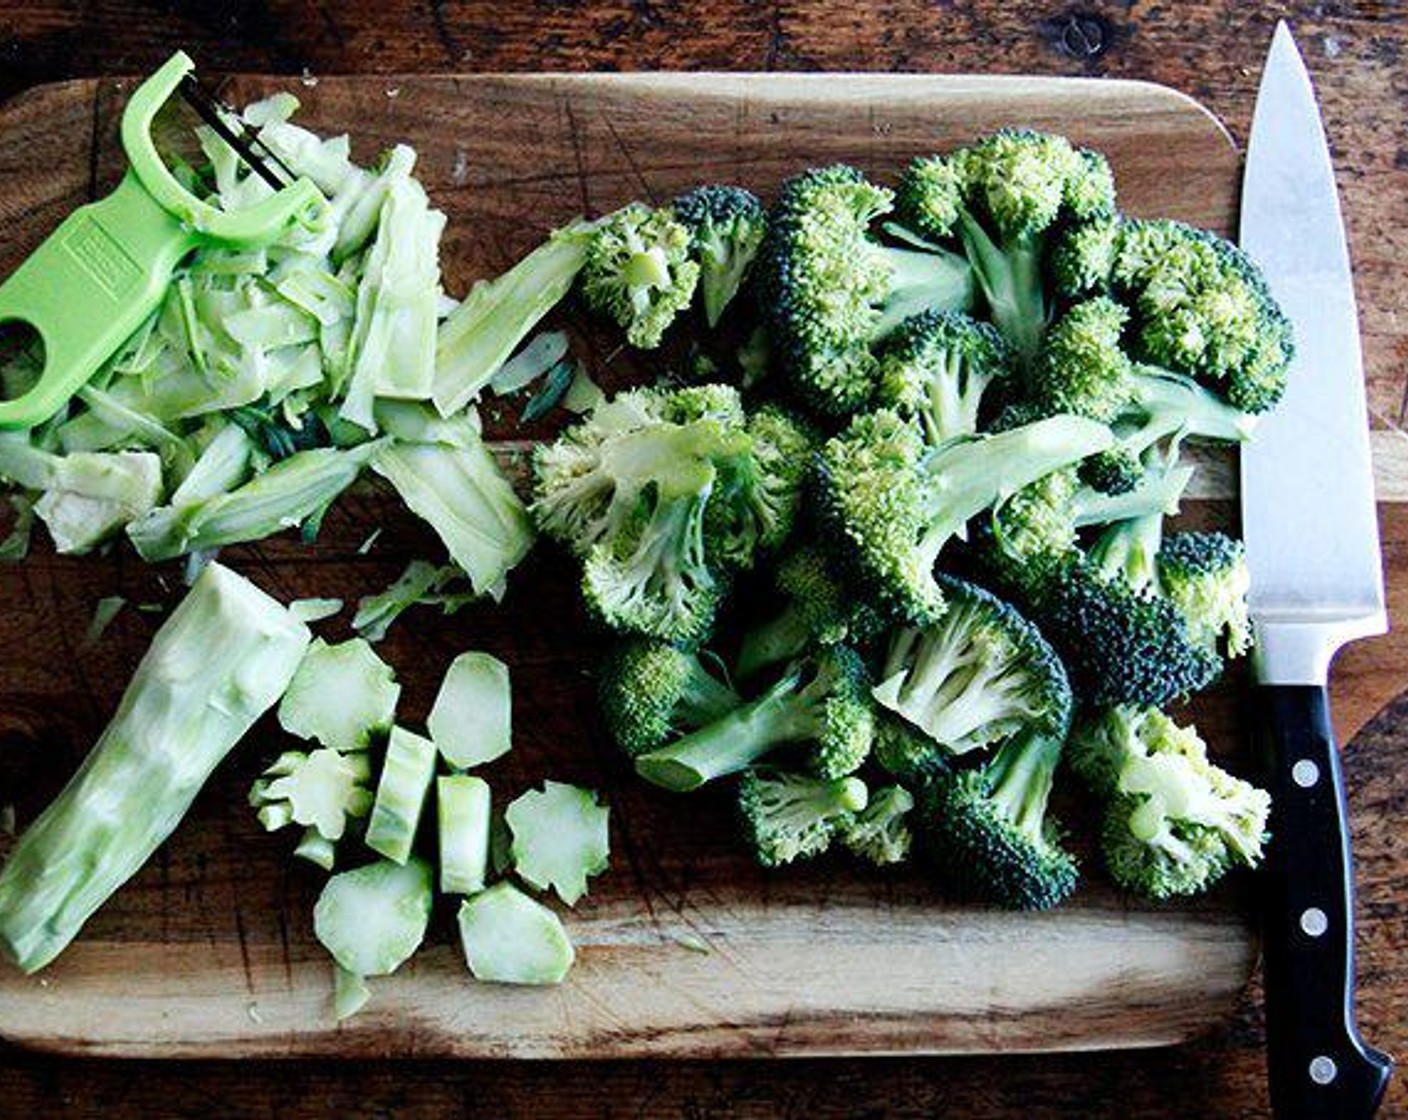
[62,215,140,299]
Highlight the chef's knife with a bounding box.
[1241,21,1393,1119]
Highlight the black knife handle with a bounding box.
[1256,684,1392,1119]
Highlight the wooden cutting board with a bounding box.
[0,71,1404,1061]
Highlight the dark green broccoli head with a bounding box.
[840,784,916,867]
[672,185,768,327]
[1072,706,1270,899]
[580,203,701,349]
[813,408,1113,620]
[1157,531,1252,658]
[598,638,741,757]
[920,729,1079,910]
[872,573,1072,756]
[1078,448,1144,495]
[873,711,953,786]
[737,769,869,867]
[759,165,974,418]
[875,309,1015,442]
[1033,557,1223,708]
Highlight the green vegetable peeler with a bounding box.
[0,51,326,430]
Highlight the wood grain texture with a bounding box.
[1,2,1406,1116]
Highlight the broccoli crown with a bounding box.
[894,131,1116,363]
[1071,706,1270,898]
[921,728,1079,910]
[759,165,974,418]
[580,203,702,349]
[1028,296,1133,422]
[813,408,1113,620]
[532,384,751,644]
[1032,557,1222,708]
[872,572,1072,756]
[706,405,816,569]
[672,185,768,327]
[873,711,953,786]
[1052,217,1293,413]
[875,309,1015,442]
[633,644,876,791]
[1050,216,1121,297]
[737,769,869,867]
[841,784,916,866]
[1078,448,1144,496]
[1157,530,1252,657]
[598,638,741,757]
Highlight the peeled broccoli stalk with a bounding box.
[505,781,611,906]
[737,770,869,868]
[433,220,595,416]
[871,574,1071,756]
[365,727,438,865]
[128,443,377,561]
[371,438,534,595]
[0,563,311,972]
[457,882,575,985]
[923,728,1078,911]
[437,775,491,895]
[841,784,915,866]
[635,648,874,792]
[249,748,374,841]
[428,651,512,769]
[278,637,401,753]
[313,857,433,1014]
[598,638,741,757]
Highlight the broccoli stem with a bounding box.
[874,244,975,337]
[736,604,813,680]
[622,247,672,290]
[957,210,1047,366]
[635,666,820,792]
[1089,510,1166,592]
[675,659,748,725]
[1073,463,1192,529]
[985,730,1062,843]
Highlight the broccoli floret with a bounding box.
[735,544,886,680]
[758,165,975,418]
[1157,531,1252,658]
[1070,707,1270,898]
[873,711,953,786]
[634,645,875,791]
[921,727,1079,910]
[874,310,1015,442]
[580,203,701,349]
[872,573,1072,756]
[531,384,752,643]
[841,784,916,866]
[1050,217,1293,413]
[737,769,869,867]
[896,131,1115,365]
[706,405,816,570]
[598,638,741,757]
[813,407,1113,620]
[673,185,768,327]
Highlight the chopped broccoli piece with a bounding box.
[457,882,575,985]
[1157,531,1252,658]
[278,637,401,753]
[738,769,869,868]
[673,185,768,326]
[250,748,374,841]
[841,784,915,866]
[921,727,1078,910]
[875,310,1015,442]
[597,638,741,757]
[872,573,1072,756]
[580,203,701,349]
[705,405,815,570]
[896,130,1115,364]
[758,165,975,417]
[505,781,611,906]
[1070,707,1270,898]
[634,646,875,791]
[814,408,1113,620]
[437,774,491,895]
[428,651,512,769]
[365,727,438,865]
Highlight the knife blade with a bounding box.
[1240,21,1393,1119]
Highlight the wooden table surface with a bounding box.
[2,2,1405,1116]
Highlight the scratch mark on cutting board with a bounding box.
[602,113,658,206]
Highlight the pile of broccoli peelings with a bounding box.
[0,100,1285,1021]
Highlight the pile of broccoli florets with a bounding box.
[533,129,1281,910]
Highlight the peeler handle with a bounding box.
[0,169,198,430]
